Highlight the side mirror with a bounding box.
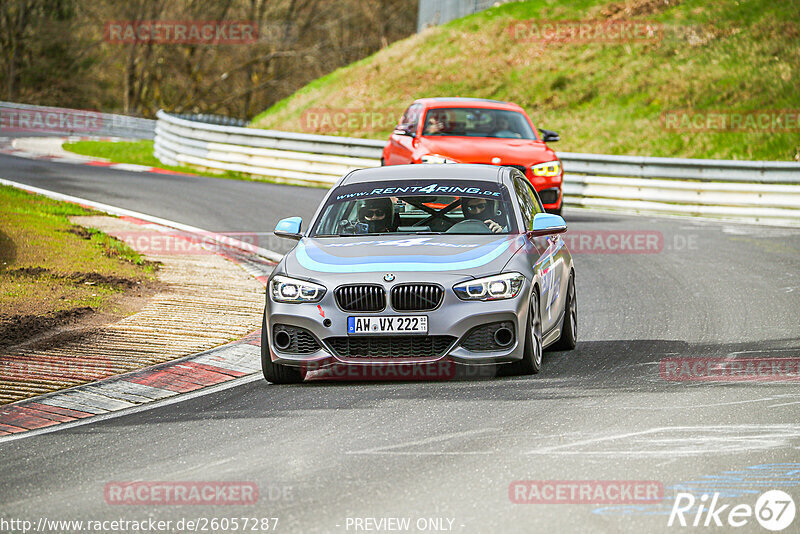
[274,216,303,240]
[538,128,560,143]
[530,213,567,236]
[393,125,415,137]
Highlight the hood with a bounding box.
[284,234,526,280]
[417,137,556,165]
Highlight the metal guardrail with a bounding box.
[0,101,155,139]
[154,110,800,225]
[154,111,383,184]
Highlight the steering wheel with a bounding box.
[445,219,493,234]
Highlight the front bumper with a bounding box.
[264,279,531,369]
[528,174,562,210]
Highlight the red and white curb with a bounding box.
[0,178,283,442]
[0,337,263,439]
[0,136,193,177]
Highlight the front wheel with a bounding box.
[261,316,306,384]
[551,270,577,351]
[500,289,542,376]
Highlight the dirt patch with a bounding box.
[0,277,162,352]
[0,307,94,349]
[65,225,93,240]
[68,271,140,289]
[5,266,142,289]
[5,266,50,277]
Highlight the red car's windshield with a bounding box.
[422,107,537,139]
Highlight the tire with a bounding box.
[500,288,543,376]
[261,316,306,384]
[551,270,577,351]
[548,205,562,216]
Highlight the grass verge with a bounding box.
[0,184,158,347]
[251,0,800,161]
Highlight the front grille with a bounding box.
[272,324,321,354]
[538,187,560,205]
[326,336,455,359]
[391,284,443,311]
[460,321,515,351]
[335,285,386,312]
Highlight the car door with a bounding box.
[512,174,567,333]
[385,103,421,165]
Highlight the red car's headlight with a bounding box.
[531,160,561,177]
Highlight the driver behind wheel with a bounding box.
[462,197,505,233]
[357,198,395,233]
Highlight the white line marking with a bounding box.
[0,178,278,442]
[618,397,791,409]
[526,425,800,457]
[346,428,498,455]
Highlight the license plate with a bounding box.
[347,316,428,335]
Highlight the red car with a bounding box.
[382,98,563,214]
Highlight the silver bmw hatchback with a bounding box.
[262,164,576,383]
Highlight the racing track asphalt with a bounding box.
[1,152,800,533]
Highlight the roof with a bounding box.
[412,97,523,111]
[340,164,505,185]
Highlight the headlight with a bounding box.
[421,154,458,164]
[453,273,525,301]
[270,275,326,303]
[531,160,561,177]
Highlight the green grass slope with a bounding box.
[251,0,799,161]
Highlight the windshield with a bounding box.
[311,179,518,236]
[421,107,536,139]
